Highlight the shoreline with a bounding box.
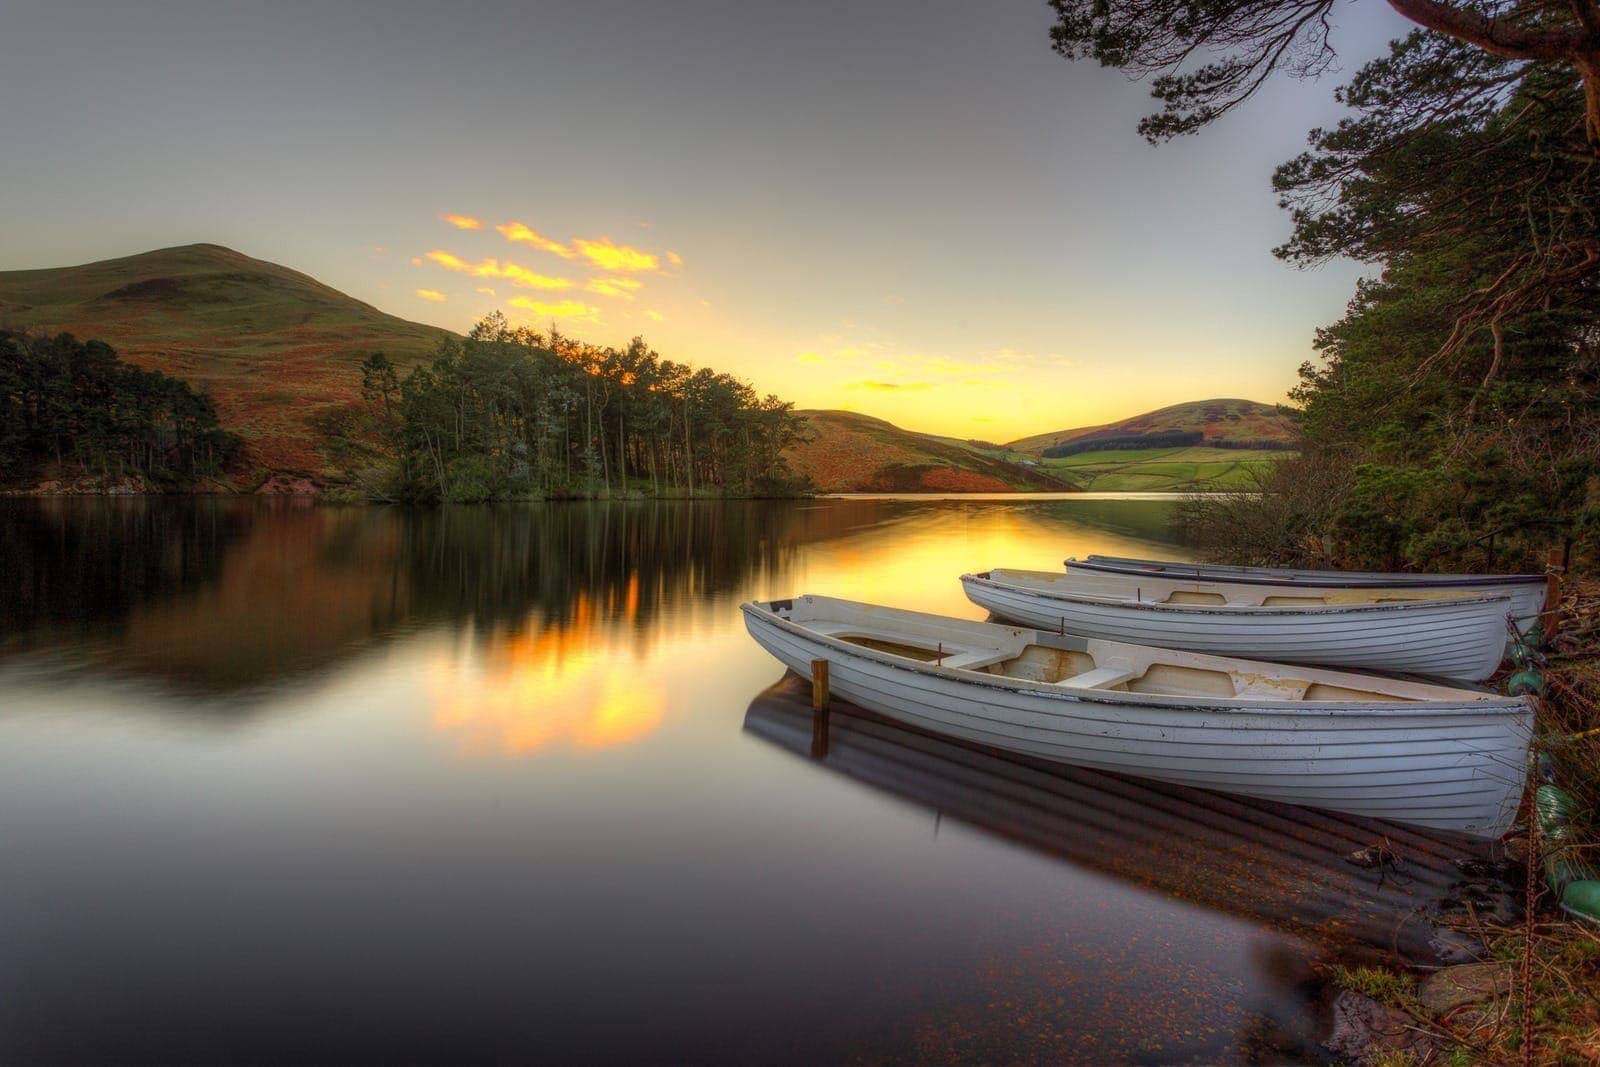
[3,487,1211,502]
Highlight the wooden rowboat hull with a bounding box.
[741,596,1530,836]
[963,571,1511,682]
[1068,555,1549,631]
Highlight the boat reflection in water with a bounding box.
[744,675,1494,967]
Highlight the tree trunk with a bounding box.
[684,399,694,495]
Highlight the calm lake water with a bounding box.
[0,497,1488,1064]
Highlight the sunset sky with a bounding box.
[1,0,1412,438]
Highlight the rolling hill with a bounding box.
[786,410,1077,493]
[991,399,1297,492]
[1007,398,1298,456]
[0,245,1294,496]
[0,244,453,485]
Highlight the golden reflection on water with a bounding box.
[422,500,1182,758]
[429,589,671,757]
[777,503,1178,620]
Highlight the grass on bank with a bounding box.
[1326,917,1600,1065]
[998,445,1292,492]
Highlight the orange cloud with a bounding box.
[666,251,683,268]
[442,213,483,230]
[644,309,665,322]
[476,286,496,296]
[497,221,575,259]
[586,276,643,300]
[425,250,572,290]
[573,237,659,272]
[415,288,447,302]
[510,296,600,320]
[425,249,470,271]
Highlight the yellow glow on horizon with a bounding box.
[402,216,1294,442]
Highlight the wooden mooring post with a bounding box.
[810,703,830,760]
[811,658,830,712]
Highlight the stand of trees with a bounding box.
[353,314,811,502]
[1049,1,1600,571]
[0,330,237,487]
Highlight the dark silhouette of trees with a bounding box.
[1049,1,1600,357]
[356,314,810,502]
[0,331,237,487]
[1049,1,1600,569]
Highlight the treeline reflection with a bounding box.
[0,496,1182,697]
[0,499,899,692]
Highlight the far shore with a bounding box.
[3,487,1205,503]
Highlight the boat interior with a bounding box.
[757,596,1505,705]
[976,567,1506,610]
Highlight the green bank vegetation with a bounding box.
[1046,1,1600,1059]
[0,330,237,490]
[1034,445,1288,492]
[336,313,810,503]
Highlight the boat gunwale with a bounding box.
[1068,556,1546,590]
[739,598,1528,716]
[965,571,1516,618]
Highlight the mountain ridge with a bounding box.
[0,244,453,481]
[1007,398,1298,456]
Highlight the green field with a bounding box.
[1009,446,1291,491]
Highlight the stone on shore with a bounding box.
[1324,991,1438,1065]
[1417,962,1511,1016]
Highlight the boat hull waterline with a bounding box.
[741,596,1531,837]
[963,569,1512,683]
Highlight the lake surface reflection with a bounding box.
[0,497,1486,1064]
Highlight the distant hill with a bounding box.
[0,244,452,484]
[1007,398,1298,456]
[788,410,1077,493]
[0,247,1297,495]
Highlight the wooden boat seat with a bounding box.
[1055,666,1139,690]
[937,649,1013,670]
[812,622,1010,671]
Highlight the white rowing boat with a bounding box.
[963,568,1511,682]
[741,595,1531,836]
[1066,554,1551,633]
